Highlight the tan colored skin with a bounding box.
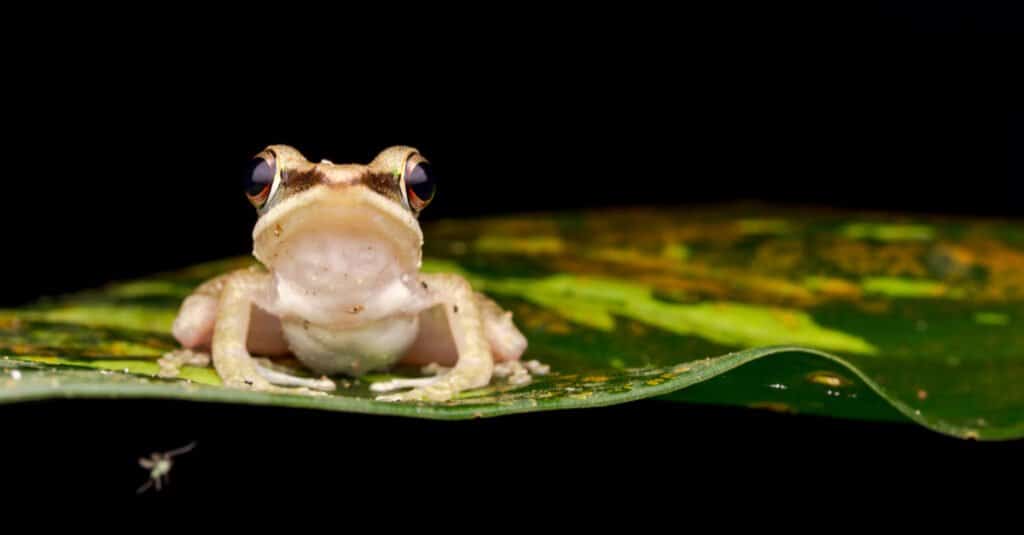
[167,145,528,401]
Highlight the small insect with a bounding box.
[136,441,196,494]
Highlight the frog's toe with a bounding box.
[158,349,211,378]
[375,389,434,402]
[375,383,456,402]
[370,376,443,393]
[261,384,330,397]
[255,362,336,391]
[223,376,329,397]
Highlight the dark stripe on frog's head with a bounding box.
[359,171,404,205]
[281,167,327,194]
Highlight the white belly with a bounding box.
[281,315,420,376]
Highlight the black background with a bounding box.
[3,2,1023,502]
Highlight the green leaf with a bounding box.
[2,207,1023,440]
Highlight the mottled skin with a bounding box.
[168,145,528,401]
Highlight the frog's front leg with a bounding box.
[212,270,334,395]
[376,273,493,402]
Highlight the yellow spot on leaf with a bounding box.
[660,243,690,261]
[19,305,177,333]
[738,219,793,235]
[974,312,1010,326]
[861,277,961,299]
[806,371,850,388]
[840,223,935,242]
[0,314,24,330]
[803,276,863,298]
[474,236,565,255]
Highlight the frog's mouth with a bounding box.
[252,186,423,273]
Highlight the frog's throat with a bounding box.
[252,186,424,269]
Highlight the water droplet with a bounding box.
[767,383,788,390]
[10,370,21,381]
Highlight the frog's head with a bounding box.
[246,145,436,319]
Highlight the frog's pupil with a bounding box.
[406,162,435,208]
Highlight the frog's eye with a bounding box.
[401,153,436,214]
[245,152,278,210]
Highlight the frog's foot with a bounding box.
[374,378,460,402]
[158,349,211,378]
[222,374,331,397]
[161,350,334,393]
[253,358,336,391]
[493,359,550,386]
[370,363,449,394]
[373,360,550,401]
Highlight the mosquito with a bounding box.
[136,441,196,494]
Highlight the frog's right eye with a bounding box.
[245,153,278,210]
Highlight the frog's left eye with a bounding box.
[245,152,278,210]
[401,153,436,214]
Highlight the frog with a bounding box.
[162,145,539,402]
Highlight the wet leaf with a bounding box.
[2,206,1023,440]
